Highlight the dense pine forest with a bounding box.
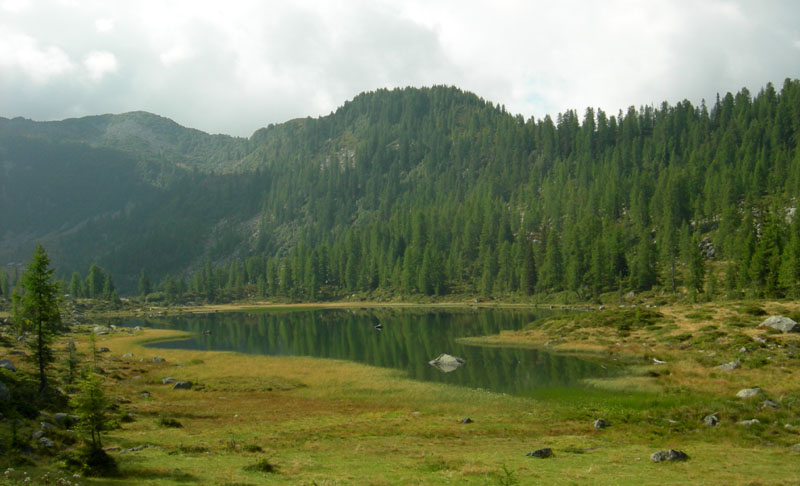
[2,80,800,302]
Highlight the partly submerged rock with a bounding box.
[428,354,465,373]
[758,316,798,333]
[651,449,689,462]
[525,448,554,458]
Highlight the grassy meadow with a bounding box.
[1,301,799,485]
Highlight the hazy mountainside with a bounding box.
[2,82,800,299]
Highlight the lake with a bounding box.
[119,307,614,397]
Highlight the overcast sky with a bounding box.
[1,0,799,136]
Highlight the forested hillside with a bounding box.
[2,81,800,301]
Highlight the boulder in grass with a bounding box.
[162,377,177,385]
[172,381,192,390]
[703,413,719,426]
[716,360,741,371]
[651,449,689,462]
[594,418,610,429]
[758,316,798,333]
[525,448,554,458]
[738,419,760,426]
[0,359,17,372]
[736,387,764,399]
[152,357,166,363]
[460,417,473,424]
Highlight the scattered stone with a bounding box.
[624,291,636,300]
[651,449,689,462]
[17,336,25,342]
[104,446,121,452]
[762,400,779,410]
[594,418,610,429]
[428,354,466,373]
[738,347,748,353]
[97,347,110,353]
[736,387,764,399]
[122,353,134,358]
[0,382,10,403]
[120,445,148,454]
[716,360,741,371]
[52,413,78,427]
[140,391,151,398]
[172,381,192,390]
[152,357,166,363]
[525,448,554,458]
[93,326,112,335]
[40,422,57,432]
[738,419,761,426]
[134,326,142,331]
[790,444,800,452]
[652,358,667,364]
[703,413,719,426]
[460,417,473,424]
[162,377,177,385]
[31,430,45,440]
[38,437,57,449]
[758,316,798,333]
[0,359,17,372]
[752,336,768,344]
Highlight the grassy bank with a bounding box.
[1,301,799,485]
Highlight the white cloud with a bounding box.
[0,27,74,83]
[0,0,798,135]
[94,17,115,33]
[1,0,31,13]
[83,50,118,81]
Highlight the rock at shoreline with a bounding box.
[651,449,689,462]
[758,316,798,333]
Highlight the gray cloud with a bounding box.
[1,0,798,136]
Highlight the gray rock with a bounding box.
[428,354,466,373]
[738,419,761,426]
[93,326,112,334]
[40,421,57,431]
[460,417,473,424]
[752,336,768,344]
[162,377,177,385]
[53,413,69,426]
[120,445,148,454]
[791,444,800,452]
[0,359,17,372]
[738,346,748,353]
[525,448,554,458]
[703,413,719,426]
[32,430,46,440]
[152,357,165,363]
[38,437,57,449]
[716,360,741,371]
[736,387,764,398]
[122,353,134,358]
[651,449,689,462]
[758,316,798,333]
[594,418,610,429]
[97,347,110,353]
[0,382,10,403]
[140,391,151,398]
[762,400,779,410]
[172,381,192,390]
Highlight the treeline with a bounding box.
[3,81,800,302]
[146,80,800,302]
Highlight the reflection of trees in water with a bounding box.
[126,309,609,394]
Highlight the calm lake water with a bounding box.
[119,307,613,397]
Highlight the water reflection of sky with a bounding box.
[119,308,614,396]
